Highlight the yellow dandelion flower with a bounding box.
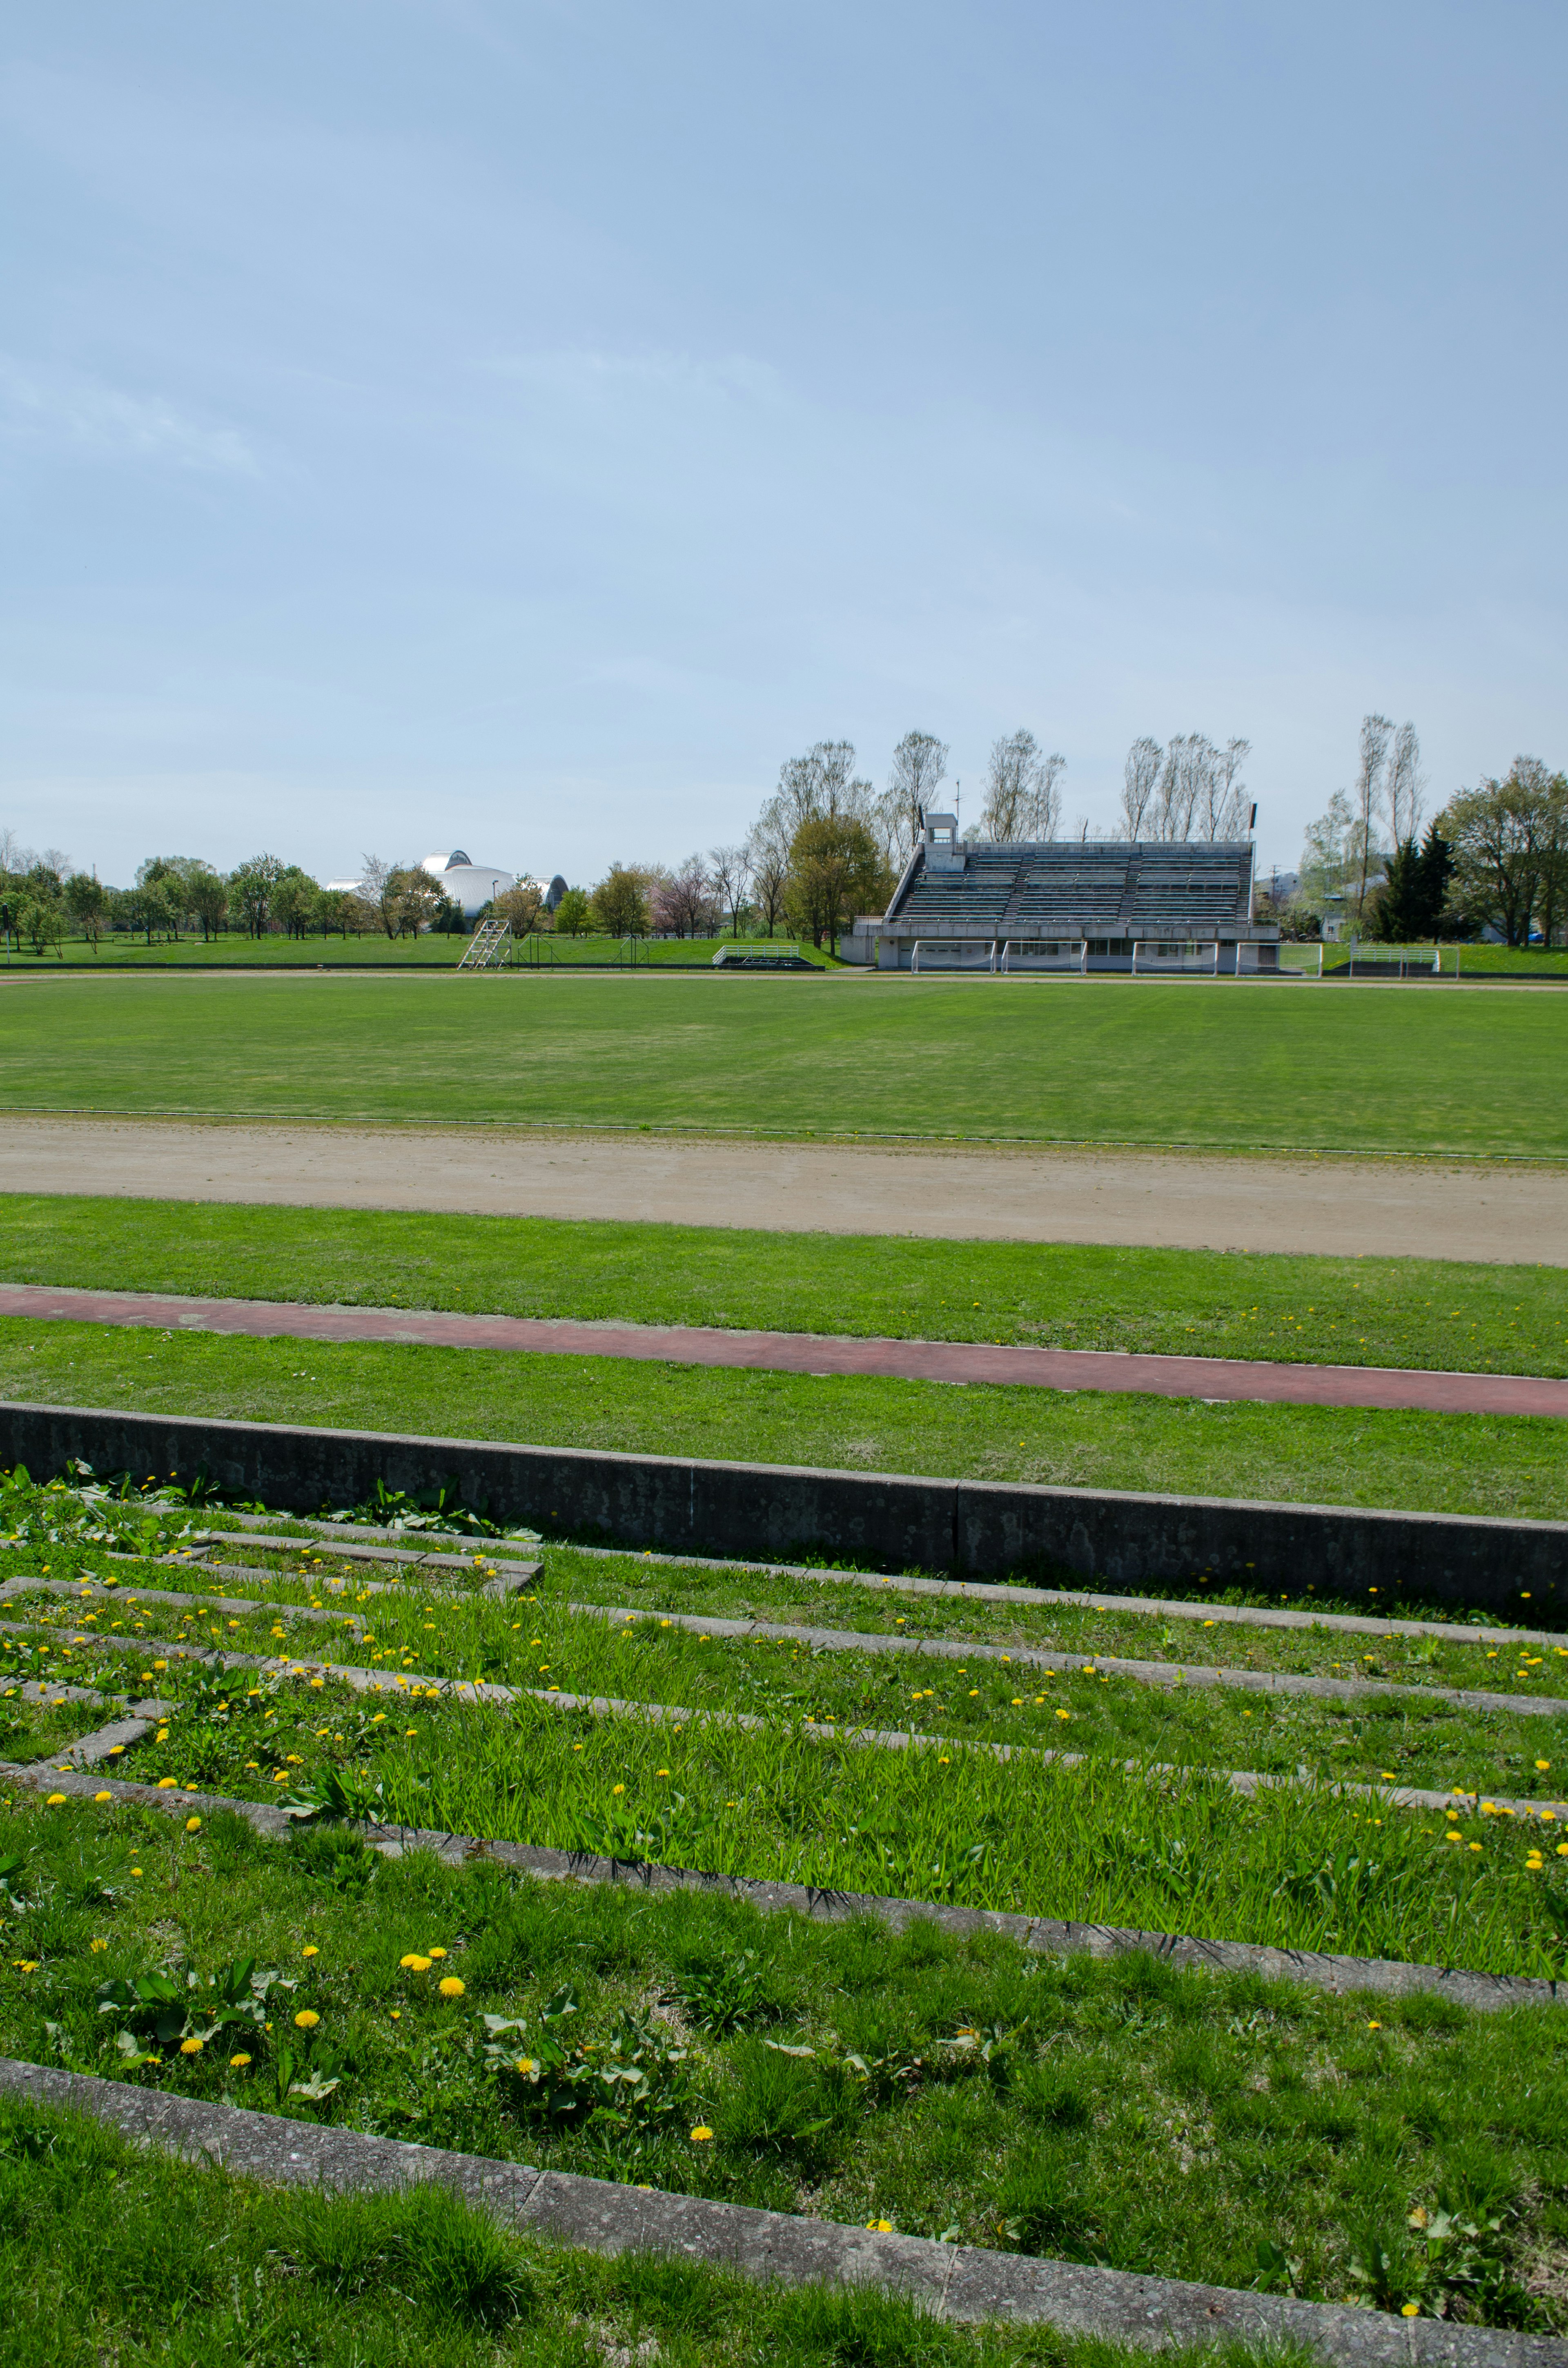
[45,1792,67,1806]
[302,1945,319,1959]
[439,1976,465,1998]
[229,2053,252,2069]
[156,1777,178,1790]
[93,1790,112,1804]
[294,2009,320,2030]
[89,1938,108,1953]
[185,1817,202,1833]
[612,1783,626,1795]
[180,2035,204,2055]
[867,2217,893,2232]
[400,1953,432,1973]
[689,2125,714,2142]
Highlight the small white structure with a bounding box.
[420,851,514,918]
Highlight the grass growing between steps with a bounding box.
[15,1559,1565,1803]
[5,1191,1568,1376]
[5,1318,1568,1523]
[4,1625,1565,1975]
[0,2096,1217,2368]
[1,1793,1566,2331]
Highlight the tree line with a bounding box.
[1281,719,1568,945]
[0,843,493,957]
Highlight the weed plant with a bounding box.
[0,1795,1564,2330]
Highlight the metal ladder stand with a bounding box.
[457,917,513,971]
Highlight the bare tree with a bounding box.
[877,730,949,869]
[1120,739,1162,838]
[1205,737,1252,838]
[773,741,872,832]
[655,854,718,938]
[1352,713,1394,919]
[745,818,790,937]
[1384,722,1424,847]
[980,730,1065,840]
[708,843,751,936]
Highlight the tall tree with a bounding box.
[64,872,107,949]
[590,864,652,938]
[655,856,717,938]
[228,853,286,938]
[878,731,949,869]
[744,819,790,937]
[1352,713,1394,921]
[980,730,1064,840]
[1438,759,1566,946]
[785,815,888,948]
[1120,738,1162,838]
[1384,722,1425,847]
[708,844,751,936]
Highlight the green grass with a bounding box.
[0,2093,1218,2368]
[6,1608,1564,1978]
[4,1316,1568,1524]
[2,1792,1566,2333]
[4,1194,1566,1373]
[3,932,831,971]
[20,1547,1563,1802]
[4,970,1568,1152]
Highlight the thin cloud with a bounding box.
[0,359,260,476]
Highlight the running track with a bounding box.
[3,1284,1566,1418]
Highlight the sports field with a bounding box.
[4,963,1568,2339]
[4,970,1567,1152]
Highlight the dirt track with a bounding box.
[2,1117,1564,1263]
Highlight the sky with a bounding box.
[2,0,1565,890]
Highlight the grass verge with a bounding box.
[4,971,1568,1154]
[2,2087,1214,2368]
[2,1791,1566,2330]
[3,1195,1565,1374]
[4,1317,1568,1522]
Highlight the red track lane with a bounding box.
[2,1283,1566,1417]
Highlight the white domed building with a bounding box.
[419,851,515,917]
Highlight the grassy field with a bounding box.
[2,932,828,971]
[4,1194,1564,1374]
[4,1316,1568,1521]
[3,970,1567,1151]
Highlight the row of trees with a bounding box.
[0,842,484,956]
[1287,721,1567,945]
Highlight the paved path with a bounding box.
[5,1282,1566,1419]
[3,1116,1566,1261]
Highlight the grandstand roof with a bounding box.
[883,838,1260,938]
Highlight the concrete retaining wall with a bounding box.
[2,1398,1562,1618]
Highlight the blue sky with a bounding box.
[2,0,1564,889]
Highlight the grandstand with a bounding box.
[845,812,1279,975]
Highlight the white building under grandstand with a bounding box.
[843,812,1279,975]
